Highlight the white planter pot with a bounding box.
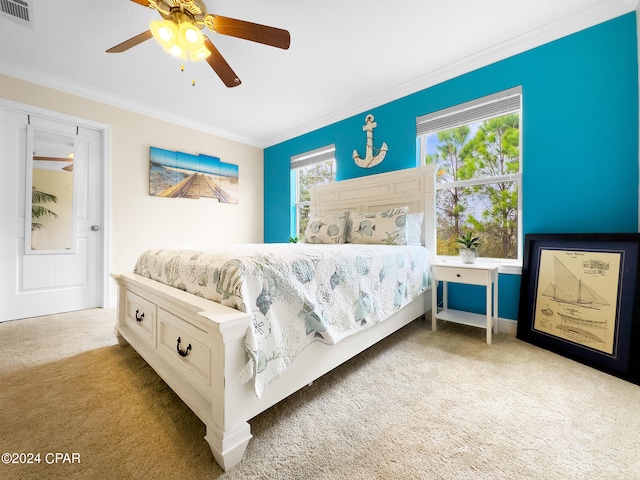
[460,248,477,264]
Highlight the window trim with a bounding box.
[435,173,521,191]
[291,144,336,238]
[417,87,523,266]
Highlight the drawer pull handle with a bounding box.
[176,337,192,357]
[135,309,144,322]
[456,274,461,278]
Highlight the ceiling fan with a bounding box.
[106,0,291,87]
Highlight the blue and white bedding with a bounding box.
[133,243,432,398]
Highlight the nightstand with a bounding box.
[431,262,499,344]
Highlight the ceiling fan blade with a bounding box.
[204,37,242,88]
[106,30,153,53]
[210,16,290,50]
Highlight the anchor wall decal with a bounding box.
[352,114,388,168]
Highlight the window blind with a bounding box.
[290,144,336,169]
[416,86,521,136]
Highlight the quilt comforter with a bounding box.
[133,243,432,397]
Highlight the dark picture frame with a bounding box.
[517,233,640,384]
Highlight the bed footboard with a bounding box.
[113,272,431,471]
[112,272,253,471]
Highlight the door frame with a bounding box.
[0,98,111,311]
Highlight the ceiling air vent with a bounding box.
[1,0,30,23]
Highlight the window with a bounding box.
[416,87,522,262]
[291,145,336,239]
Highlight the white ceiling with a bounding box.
[0,0,635,147]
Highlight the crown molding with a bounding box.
[0,59,263,148]
[264,1,636,148]
[0,1,634,150]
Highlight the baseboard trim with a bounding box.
[498,318,518,336]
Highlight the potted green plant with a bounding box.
[455,231,481,264]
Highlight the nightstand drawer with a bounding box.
[432,265,491,286]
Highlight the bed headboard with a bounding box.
[310,164,436,254]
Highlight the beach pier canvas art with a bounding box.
[149,147,239,204]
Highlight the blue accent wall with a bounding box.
[264,14,639,321]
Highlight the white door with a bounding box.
[0,106,105,322]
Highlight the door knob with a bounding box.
[91,225,100,231]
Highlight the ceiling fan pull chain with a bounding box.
[179,62,196,86]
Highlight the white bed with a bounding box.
[111,164,436,471]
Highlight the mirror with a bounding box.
[25,125,76,253]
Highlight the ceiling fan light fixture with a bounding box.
[178,22,205,52]
[150,19,178,50]
[190,45,211,61]
[150,19,208,61]
[179,23,199,43]
[167,43,186,58]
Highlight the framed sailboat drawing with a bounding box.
[517,233,640,385]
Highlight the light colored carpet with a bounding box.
[1,309,639,480]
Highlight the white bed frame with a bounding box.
[111,164,435,471]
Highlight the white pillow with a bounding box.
[407,212,424,246]
[303,211,349,244]
[348,207,409,245]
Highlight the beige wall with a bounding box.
[0,73,264,279]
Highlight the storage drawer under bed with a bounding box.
[124,290,157,347]
[157,308,212,395]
